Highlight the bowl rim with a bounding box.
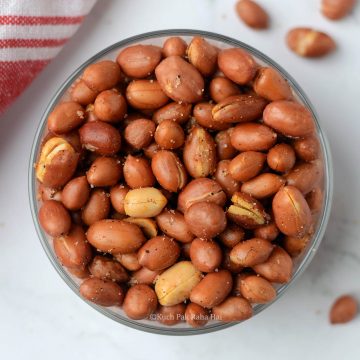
[28,29,333,336]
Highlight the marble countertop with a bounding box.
[1,0,360,359]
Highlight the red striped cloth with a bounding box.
[0,0,97,114]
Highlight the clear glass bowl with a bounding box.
[28,29,333,335]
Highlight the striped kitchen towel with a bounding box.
[0,0,97,114]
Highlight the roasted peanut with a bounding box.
[94,89,127,122]
[152,102,192,125]
[154,119,185,149]
[229,151,266,182]
[329,295,358,324]
[124,118,155,149]
[209,77,241,103]
[89,255,129,282]
[155,56,204,103]
[86,157,122,187]
[321,0,356,20]
[177,178,226,213]
[187,36,218,76]
[61,176,90,211]
[241,173,285,199]
[218,48,257,85]
[214,160,241,196]
[286,28,336,58]
[212,297,253,322]
[190,270,233,308]
[123,155,155,189]
[237,274,276,303]
[183,126,216,178]
[151,150,187,192]
[86,219,146,254]
[227,192,270,229]
[81,189,110,226]
[39,200,71,237]
[190,238,222,272]
[117,44,162,78]
[185,202,227,239]
[264,100,315,137]
[273,186,312,237]
[212,94,267,124]
[235,0,269,29]
[214,129,237,160]
[267,143,296,173]
[163,37,187,57]
[48,102,85,134]
[230,238,274,267]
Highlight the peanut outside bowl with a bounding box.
[29,29,333,335]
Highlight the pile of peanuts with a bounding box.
[235,0,357,58]
[35,35,324,327]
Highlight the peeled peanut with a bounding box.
[218,48,257,85]
[190,270,232,308]
[123,284,158,319]
[286,28,336,58]
[155,261,202,306]
[230,238,274,267]
[117,44,162,78]
[263,100,315,138]
[253,246,293,283]
[236,0,269,29]
[238,275,276,303]
[47,102,85,134]
[212,297,253,322]
[39,200,71,237]
[322,0,356,20]
[177,178,226,213]
[183,126,216,178]
[36,137,79,188]
[80,278,124,306]
[86,219,146,254]
[138,235,180,271]
[155,56,204,103]
[124,187,167,218]
[273,186,312,237]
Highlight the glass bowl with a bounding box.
[29,29,333,335]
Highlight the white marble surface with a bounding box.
[1,0,360,358]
